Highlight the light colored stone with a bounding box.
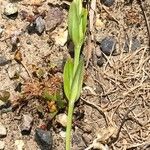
[7,63,21,79]
[35,16,45,34]
[0,123,7,138]
[52,29,68,46]
[0,101,5,108]
[21,114,33,133]
[15,140,24,150]
[59,131,66,138]
[56,113,67,127]
[0,141,5,150]
[4,3,18,16]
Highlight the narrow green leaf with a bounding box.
[74,0,82,18]
[70,58,84,102]
[63,59,74,100]
[68,2,79,46]
[68,2,74,39]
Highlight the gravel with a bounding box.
[35,16,45,34]
[0,123,7,138]
[6,63,21,79]
[0,56,11,66]
[35,128,53,150]
[124,37,141,52]
[4,3,18,16]
[101,0,115,7]
[100,36,116,55]
[15,140,24,150]
[0,141,5,150]
[21,114,33,135]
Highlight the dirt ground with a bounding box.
[0,0,150,150]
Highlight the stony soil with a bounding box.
[0,0,150,150]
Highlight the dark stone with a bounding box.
[35,128,52,150]
[100,37,116,55]
[0,56,11,66]
[101,0,115,7]
[5,13,18,20]
[124,38,141,52]
[0,101,11,110]
[26,23,36,34]
[26,16,45,35]
[14,82,22,92]
[97,56,104,67]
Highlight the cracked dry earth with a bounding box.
[0,0,150,150]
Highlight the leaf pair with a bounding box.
[63,58,84,103]
[68,0,87,47]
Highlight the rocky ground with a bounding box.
[0,0,150,150]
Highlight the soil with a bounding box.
[0,0,150,150]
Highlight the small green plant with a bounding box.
[63,0,87,149]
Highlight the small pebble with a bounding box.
[4,3,18,16]
[56,113,67,127]
[100,36,116,55]
[21,114,33,135]
[0,100,11,110]
[52,29,68,46]
[35,128,52,150]
[0,123,7,138]
[45,7,63,31]
[0,56,11,66]
[14,82,22,92]
[0,91,10,102]
[0,141,5,150]
[26,39,32,45]
[59,131,66,138]
[101,0,115,7]
[35,16,45,34]
[97,57,104,67]
[0,101,5,109]
[15,140,24,150]
[7,63,21,79]
[11,35,19,46]
[124,38,141,52]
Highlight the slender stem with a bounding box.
[66,101,74,150]
[73,45,81,76]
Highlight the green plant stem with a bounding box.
[73,45,81,76]
[66,101,74,150]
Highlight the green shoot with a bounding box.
[63,0,87,149]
